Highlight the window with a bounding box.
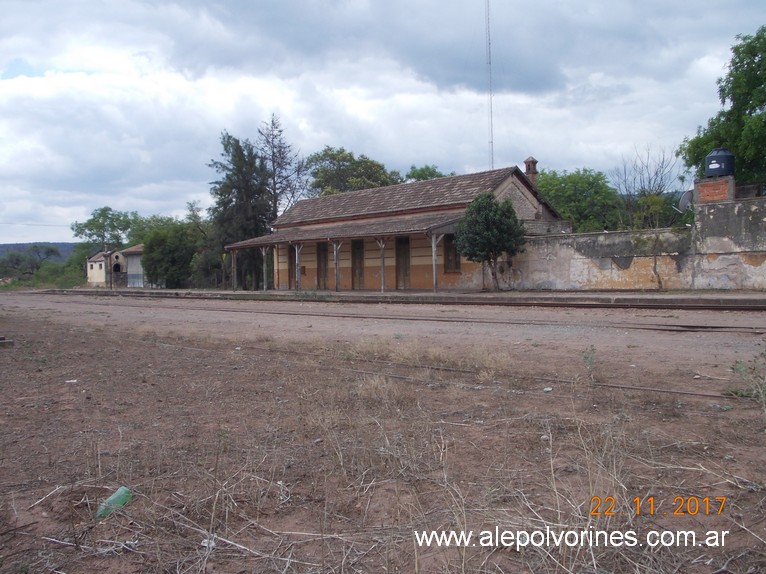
[99,263,103,270]
[444,234,460,273]
[89,263,93,270]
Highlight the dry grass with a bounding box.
[2,319,765,573]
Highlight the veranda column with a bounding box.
[231,249,237,291]
[332,241,343,292]
[294,243,303,291]
[260,246,269,291]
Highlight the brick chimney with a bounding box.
[524,156,539,188]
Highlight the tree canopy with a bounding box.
[71,206,134,251]
[126,214,177,246]
[678,26,766,182]
[536,168,623,232]
[455,192,526,291]
[405,164,455,182]
[305,146,403,195]
[142,220,197,289]
[0,244,60,279]
[207,131,272,289]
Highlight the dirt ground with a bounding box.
[0,292,765,573]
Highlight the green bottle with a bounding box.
[96,486,133,519]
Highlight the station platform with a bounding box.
[41,287,766,310]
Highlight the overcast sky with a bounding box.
[0,1,761,243]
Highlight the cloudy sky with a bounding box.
[0,0,761,243]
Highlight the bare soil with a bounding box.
[0,292,765,573]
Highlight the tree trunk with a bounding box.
[651,233,664,291]
[489,258,500,291]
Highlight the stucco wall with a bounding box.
[511,198,766,291]
[511,229,693,290]
[692,199,766,290]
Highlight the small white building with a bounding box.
[86,251,111,287]
[86,246,144,288]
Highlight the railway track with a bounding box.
[30,295,766,336]
[4,292,761,403]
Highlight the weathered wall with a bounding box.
[511,229,693,290]
[511,198,766,291]
[691,199,766,290]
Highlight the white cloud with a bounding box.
[0,0,762,243]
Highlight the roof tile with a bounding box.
[275,167,520,227]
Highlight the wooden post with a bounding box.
[375,238,387,293]
[332,241,343,292]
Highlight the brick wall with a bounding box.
[695,176,734,203]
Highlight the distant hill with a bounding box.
[0,242,79,262]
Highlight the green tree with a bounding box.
[536,168,624,232]
[455,192,526,291]
[71,206,133,251]
[142,221,196,289]
[126,214,177,246]
[0,250,37,278]
[208,131,271,289]
[678,26,766,182]
[405,164,455,182]
[0,244,80,288]
[184,201,226,289]
[305,146,403,196]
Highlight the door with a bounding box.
[288,245,296,290]
[396,236,410,289]
[316,243,328,290]
[351,240,365,290]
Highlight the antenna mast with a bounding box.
[485,0,494,170]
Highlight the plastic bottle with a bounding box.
[96,486,133,519]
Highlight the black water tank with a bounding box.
[705,148,735,178]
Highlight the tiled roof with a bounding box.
[274,167,522,227]
[87,251,108,263]
[121,244,144,255]
[226,212,463,250]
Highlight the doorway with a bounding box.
[396,236,410,290]
[316,243,328,290]
[351,240,365,290]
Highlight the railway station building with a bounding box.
[225,159,571,292]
